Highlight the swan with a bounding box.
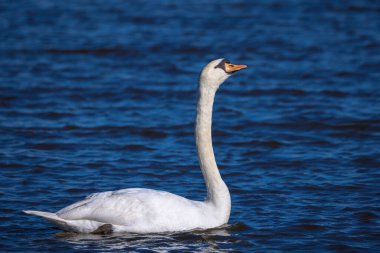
[24,58,247,234]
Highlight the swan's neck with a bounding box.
[196,84,231,218]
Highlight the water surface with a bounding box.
[1,0,380,252]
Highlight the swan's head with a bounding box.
[199,58,247,90]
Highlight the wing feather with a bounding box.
[56,188,160,225]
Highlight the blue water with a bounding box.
[1,0,380,252]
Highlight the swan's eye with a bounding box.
[214,59,230,71]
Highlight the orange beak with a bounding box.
[224,62,248,74]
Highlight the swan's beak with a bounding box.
[225,62,248,74]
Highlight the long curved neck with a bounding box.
[196,83,231,215]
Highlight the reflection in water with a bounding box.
[56,223,250,252]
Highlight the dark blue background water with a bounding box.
[1,0,380,252]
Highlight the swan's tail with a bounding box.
[23,210,70,229]
[23,210,104,233]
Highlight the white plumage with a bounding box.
[24,58,247,233]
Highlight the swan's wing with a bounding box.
[56,190,112,220]
[56,188,180,226]
[56,190,111,213]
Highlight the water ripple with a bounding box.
[1,0,379,252]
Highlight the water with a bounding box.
[1,0,379,251]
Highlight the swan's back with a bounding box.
[55,188,215,233]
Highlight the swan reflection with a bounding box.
[56,223,249,252]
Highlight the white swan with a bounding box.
[24,58,247,234]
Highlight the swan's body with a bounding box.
[24,59,247,233]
